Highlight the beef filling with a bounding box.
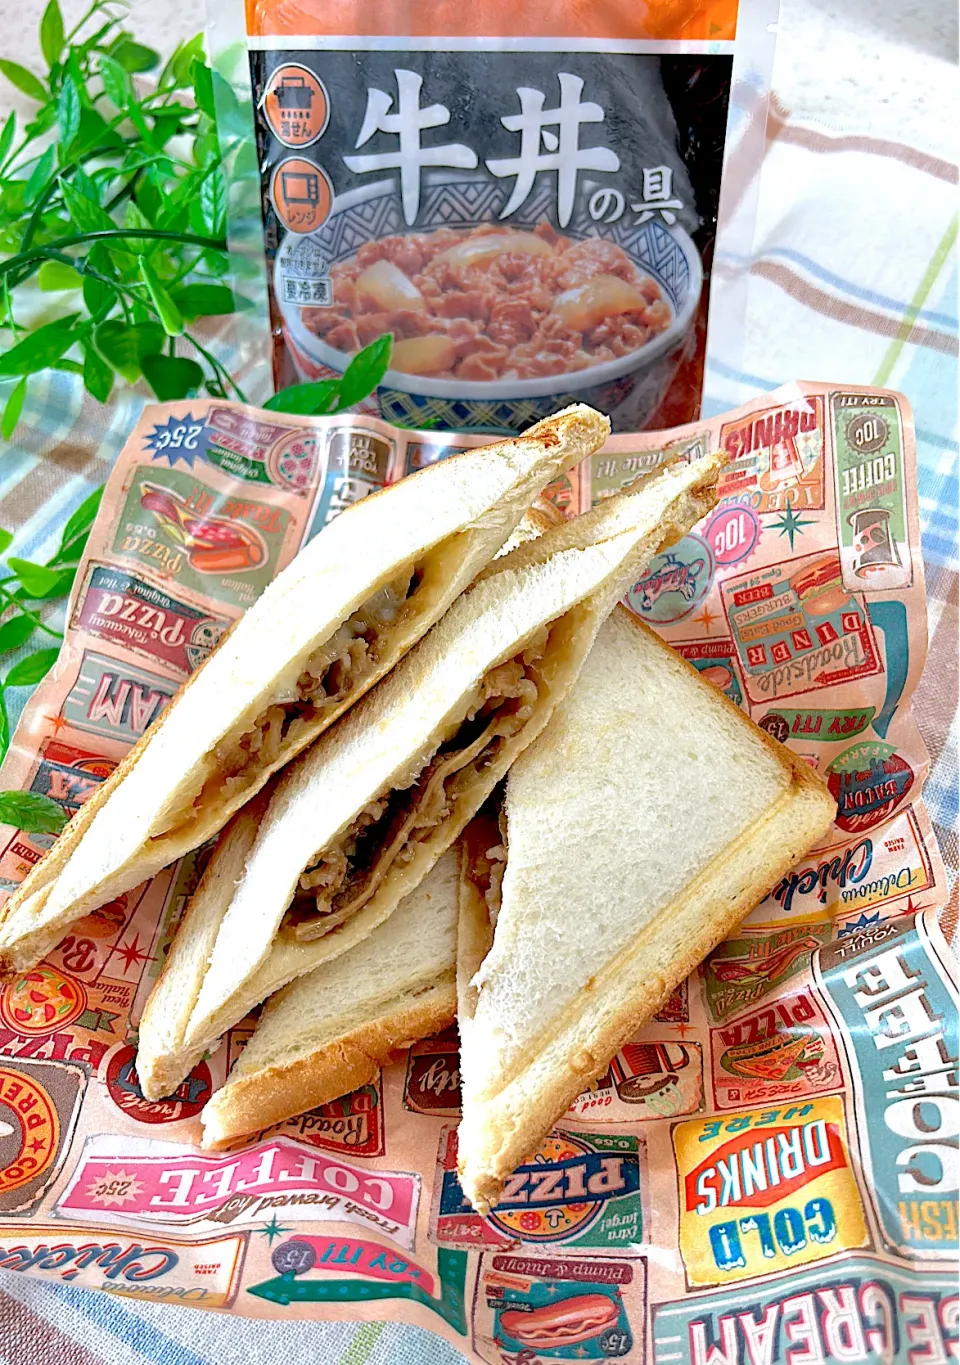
[285,627,548,942]
[467,816,508,930]
[156,568,419,837]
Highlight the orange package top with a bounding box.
[245,0,738,41]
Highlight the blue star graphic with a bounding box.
[838,911,881,938]
[771,506,816,552]
[144,412,208,468]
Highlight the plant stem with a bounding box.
[0,590,63,639]
[185,333,246,402]
[1,228,227,282]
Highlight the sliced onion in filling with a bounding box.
[284,626,548,943]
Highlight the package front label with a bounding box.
[673,1094,870,1288]
[816,913,959,1258]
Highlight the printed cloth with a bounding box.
[0,0,956,1361]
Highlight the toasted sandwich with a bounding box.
[456,607,836,1213]
[0,406,609,975]
[200,849,460,1149]
[177,453,725,1070]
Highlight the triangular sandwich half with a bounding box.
[457,608,836,1213]
[180,454,726,1066]
[0,405,609,975]
[200,849,460,1150]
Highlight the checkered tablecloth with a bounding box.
[0,0,956,1360]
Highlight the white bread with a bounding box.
[182,454,725,1058]
[136,791,269,1101]
[457,608,836,1212]
[0,405,609,976]
[136,505,564,1103]
[200,850,460,1149]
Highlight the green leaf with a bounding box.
[40,0,64,68]
[0,111,16,169]
[24,144,57,207]
[263,379,341,416]
[0,615,36,654]
[1,377,28,440]
[98,53,130,110]
[5,646,59,687]
[0,790,68,835]
[0,59,47,104]
[61,178,114,234]
[82,246,115,321]
[53,485,103,562]
[107,36,159,74]
[38,260,82,291]
[336,333,393,410]
[94,318,164,382]
[58,74,81,148]
[141,353,203,401]
[165,33,206,88]
[82,338,113,403]
[6,558,62,596]
[0,528,12,555]
[70,164,99,203]
[0,316,79,377]
[170,283,235,318]
[139,258,182,336]
[192,59,216,119]
[72,106,119,157]
[194,168,226,237]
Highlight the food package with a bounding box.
[0,382,954,1360]
[207,0,778,433]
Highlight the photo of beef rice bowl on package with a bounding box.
[253,52,732,434]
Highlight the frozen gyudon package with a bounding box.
[210,0,777,432]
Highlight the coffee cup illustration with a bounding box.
[610,1041,691,1100]
[848,506,902,576]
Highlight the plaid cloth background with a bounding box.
[0,0,956,1359]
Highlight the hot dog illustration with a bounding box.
[139,483,266,573]
[499,1293,620,1348]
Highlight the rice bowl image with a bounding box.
[277,177,703,432]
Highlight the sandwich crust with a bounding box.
[0,405,610,977]
[457,611,836,1213]
[201,979,456,1150]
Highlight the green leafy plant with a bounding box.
[0,0,245,418]
[0,485,102,833]
[0,5,398,832]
